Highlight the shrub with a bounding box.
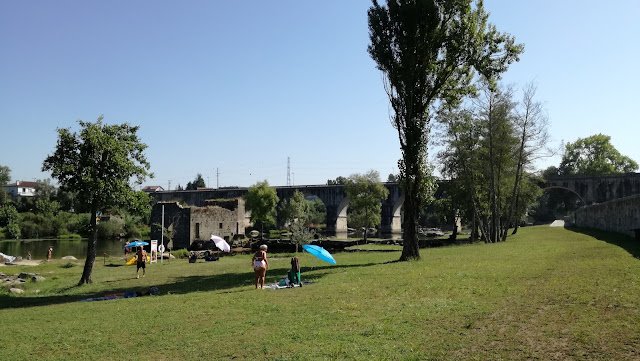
[60,262,76,268]
[57,234,82,240]
[20,221,40,239]
[171,249,190,259]
[97,219,125,239]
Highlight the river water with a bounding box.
[0,238,131,260]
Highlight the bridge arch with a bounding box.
[542,186,587,207]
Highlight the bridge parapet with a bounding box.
[544,173,640,204]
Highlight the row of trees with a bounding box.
[245,171,391,247]
[436,83,548,243]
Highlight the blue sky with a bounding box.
[1,1,638,189]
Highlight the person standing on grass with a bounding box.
[46,247,52,261]
[136,246,147,279]
[252,244,269,289]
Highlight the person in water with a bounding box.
[252,244,269,289]
[136,247,148,279]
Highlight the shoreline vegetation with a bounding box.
[1,226,639,359]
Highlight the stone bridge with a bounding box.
[150,183,408,234]
[544,173,640,205]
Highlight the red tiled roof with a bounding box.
[3,181,39,188]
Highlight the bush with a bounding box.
[60,262,76,268]
[67,213,92,237]
[171,249,190,259]
[20,221,40,239]
[57,234,82,240]
[97,219,125,239]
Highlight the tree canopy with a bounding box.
[244,180,279,232]
[42,116,152,284]
[368,0,523,259]
[186,173,206,190]
[344,170,389,242]
[0,165,10,186]
[558,134,638,176]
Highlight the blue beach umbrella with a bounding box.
[302,244,336,265]
[124,241,149,249]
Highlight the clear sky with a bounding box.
[1,1,638,189]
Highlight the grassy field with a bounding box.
[1,226,640,360]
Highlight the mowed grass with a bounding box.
[2,226,640,360]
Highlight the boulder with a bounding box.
[18,272,36,280]
[31,275,46,282]
[61,256,78,260]
[9,288,24,294]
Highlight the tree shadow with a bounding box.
[565,227,640,260]
[0,261,383,310]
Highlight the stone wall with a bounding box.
[150,202,192,250]
[150,199,246,250]
[573,194,640,237]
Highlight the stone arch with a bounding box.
[543,186,587,207]
[335,196,350,232]
[389,194,404,233]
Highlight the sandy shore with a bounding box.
[0,260,42,267]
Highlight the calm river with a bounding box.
[0,238,132,260]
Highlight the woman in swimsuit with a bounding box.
[252,244,269,289]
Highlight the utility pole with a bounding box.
[216,168,220,188]
[287,157,291,186]
[168,180,171,191]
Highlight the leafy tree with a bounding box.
[278,190,308,227]
[244,180,279,237]
[186,174,206,190]
[0,165,10,185]
[558,134,638,176]
[344,170,390,242]
[438,82,547,243]
[327,176,347,185]
[0,166,11,206]
[0,204,20,239]
[306,197,327,226]
[290,221,314,253]
[0,204,19,227]
[387,173,397,182]
[368,0,523,260]
[0,189,9,206]
[42,116,152,285]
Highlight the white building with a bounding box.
[2,181,38,198]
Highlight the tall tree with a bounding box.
[244,180,279,238]
[186,173,206,190]
[558,134,638,176]
[279,189,308,228]
[344,170,390,243]
[42,116,152,285]
[501,83,549,239]
[368,0,523,260]
[0,165,10,185]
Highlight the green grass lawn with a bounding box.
[2,226,640,360]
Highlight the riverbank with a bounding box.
[0,260,42,267]
[1,226,639,359]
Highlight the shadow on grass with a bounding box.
[0,261,382,310]
[565,227,640,260]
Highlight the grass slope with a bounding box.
[1,226,640,360]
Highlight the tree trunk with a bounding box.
[78,204,98,285]
[511,223,519,235]
[400,183,420,261]
[449,210,458,241]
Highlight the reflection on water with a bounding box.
[0,238,131,260]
